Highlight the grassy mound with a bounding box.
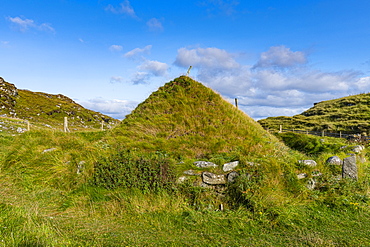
[258,93,370,133]
[101,76,310,211]
[109,76,292,160]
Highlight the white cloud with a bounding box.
[139,60,168,76]
[355,76,370,92]
[147,18,164,32]
[196,66,253,95]
[290,70,357,92]
[200,0,240,16]
[174,47,240,69]
[7,16,55,33]
[79,98,137,120]
[131,72,150,85]
[39,23,55,33]
[176,45,365,119]
[110,76,124,83]
[109,45,123,52]
[253,69,356,93]
[106,0,137,18]
[124,46,168,84]
[254,45,307,68]
[129,59,168,84]
[242,105,307,120]
[124,45,152,58]
[7,16,34,31]
[253,69,288,90]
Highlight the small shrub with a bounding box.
[92,150,176,193]
[226,168,264,211]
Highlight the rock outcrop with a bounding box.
[223,161,239,172]
[342,156,358,180]
[0,77,18,111]
[326,156,342,166]
[194,161,218,168]
[298,160,317,167]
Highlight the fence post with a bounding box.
[340,131,342,138]
[64,117,70,132]
[322,130,324,137]
[279,125,282,133]
[101,120,104,130]
[235,98,238,108]
[26,120,30,131]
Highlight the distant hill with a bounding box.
[109,76,294,161]
[0,77,119,133]
[258,93,370,133]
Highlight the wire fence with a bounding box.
[0,116,112,134]
[268,125,370,142]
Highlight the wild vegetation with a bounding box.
[0,77,119,133]
[0,76,369,246]
[258,93,370,133]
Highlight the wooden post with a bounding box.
[26,120,30,131]
[186,66,192,76]
[340,131,342,138]
[322,130,325,137]
[279,125,282,133]
[64,117,70,132]
[101,120,104,131]
[235,98,238,108]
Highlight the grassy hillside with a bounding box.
[258,93,370,133]
[0,76,369,245]
[0,77,119,133]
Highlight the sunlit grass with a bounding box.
[259,93,370,133]
[0,77,369,245]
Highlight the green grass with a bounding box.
[0,134,369,246]
[276,132,348,155]
[1,181,370,246]
[109,76,276,156]
[0,77,120,134]
[14,90,119,131]
[0,76,370,246]
[258,93,370,133]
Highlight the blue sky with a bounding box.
[1,0,370,119]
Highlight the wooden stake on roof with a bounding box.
[186,66,192,76]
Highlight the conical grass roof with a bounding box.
[109,76,294,163]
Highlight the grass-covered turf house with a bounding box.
[0,76,369,246]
